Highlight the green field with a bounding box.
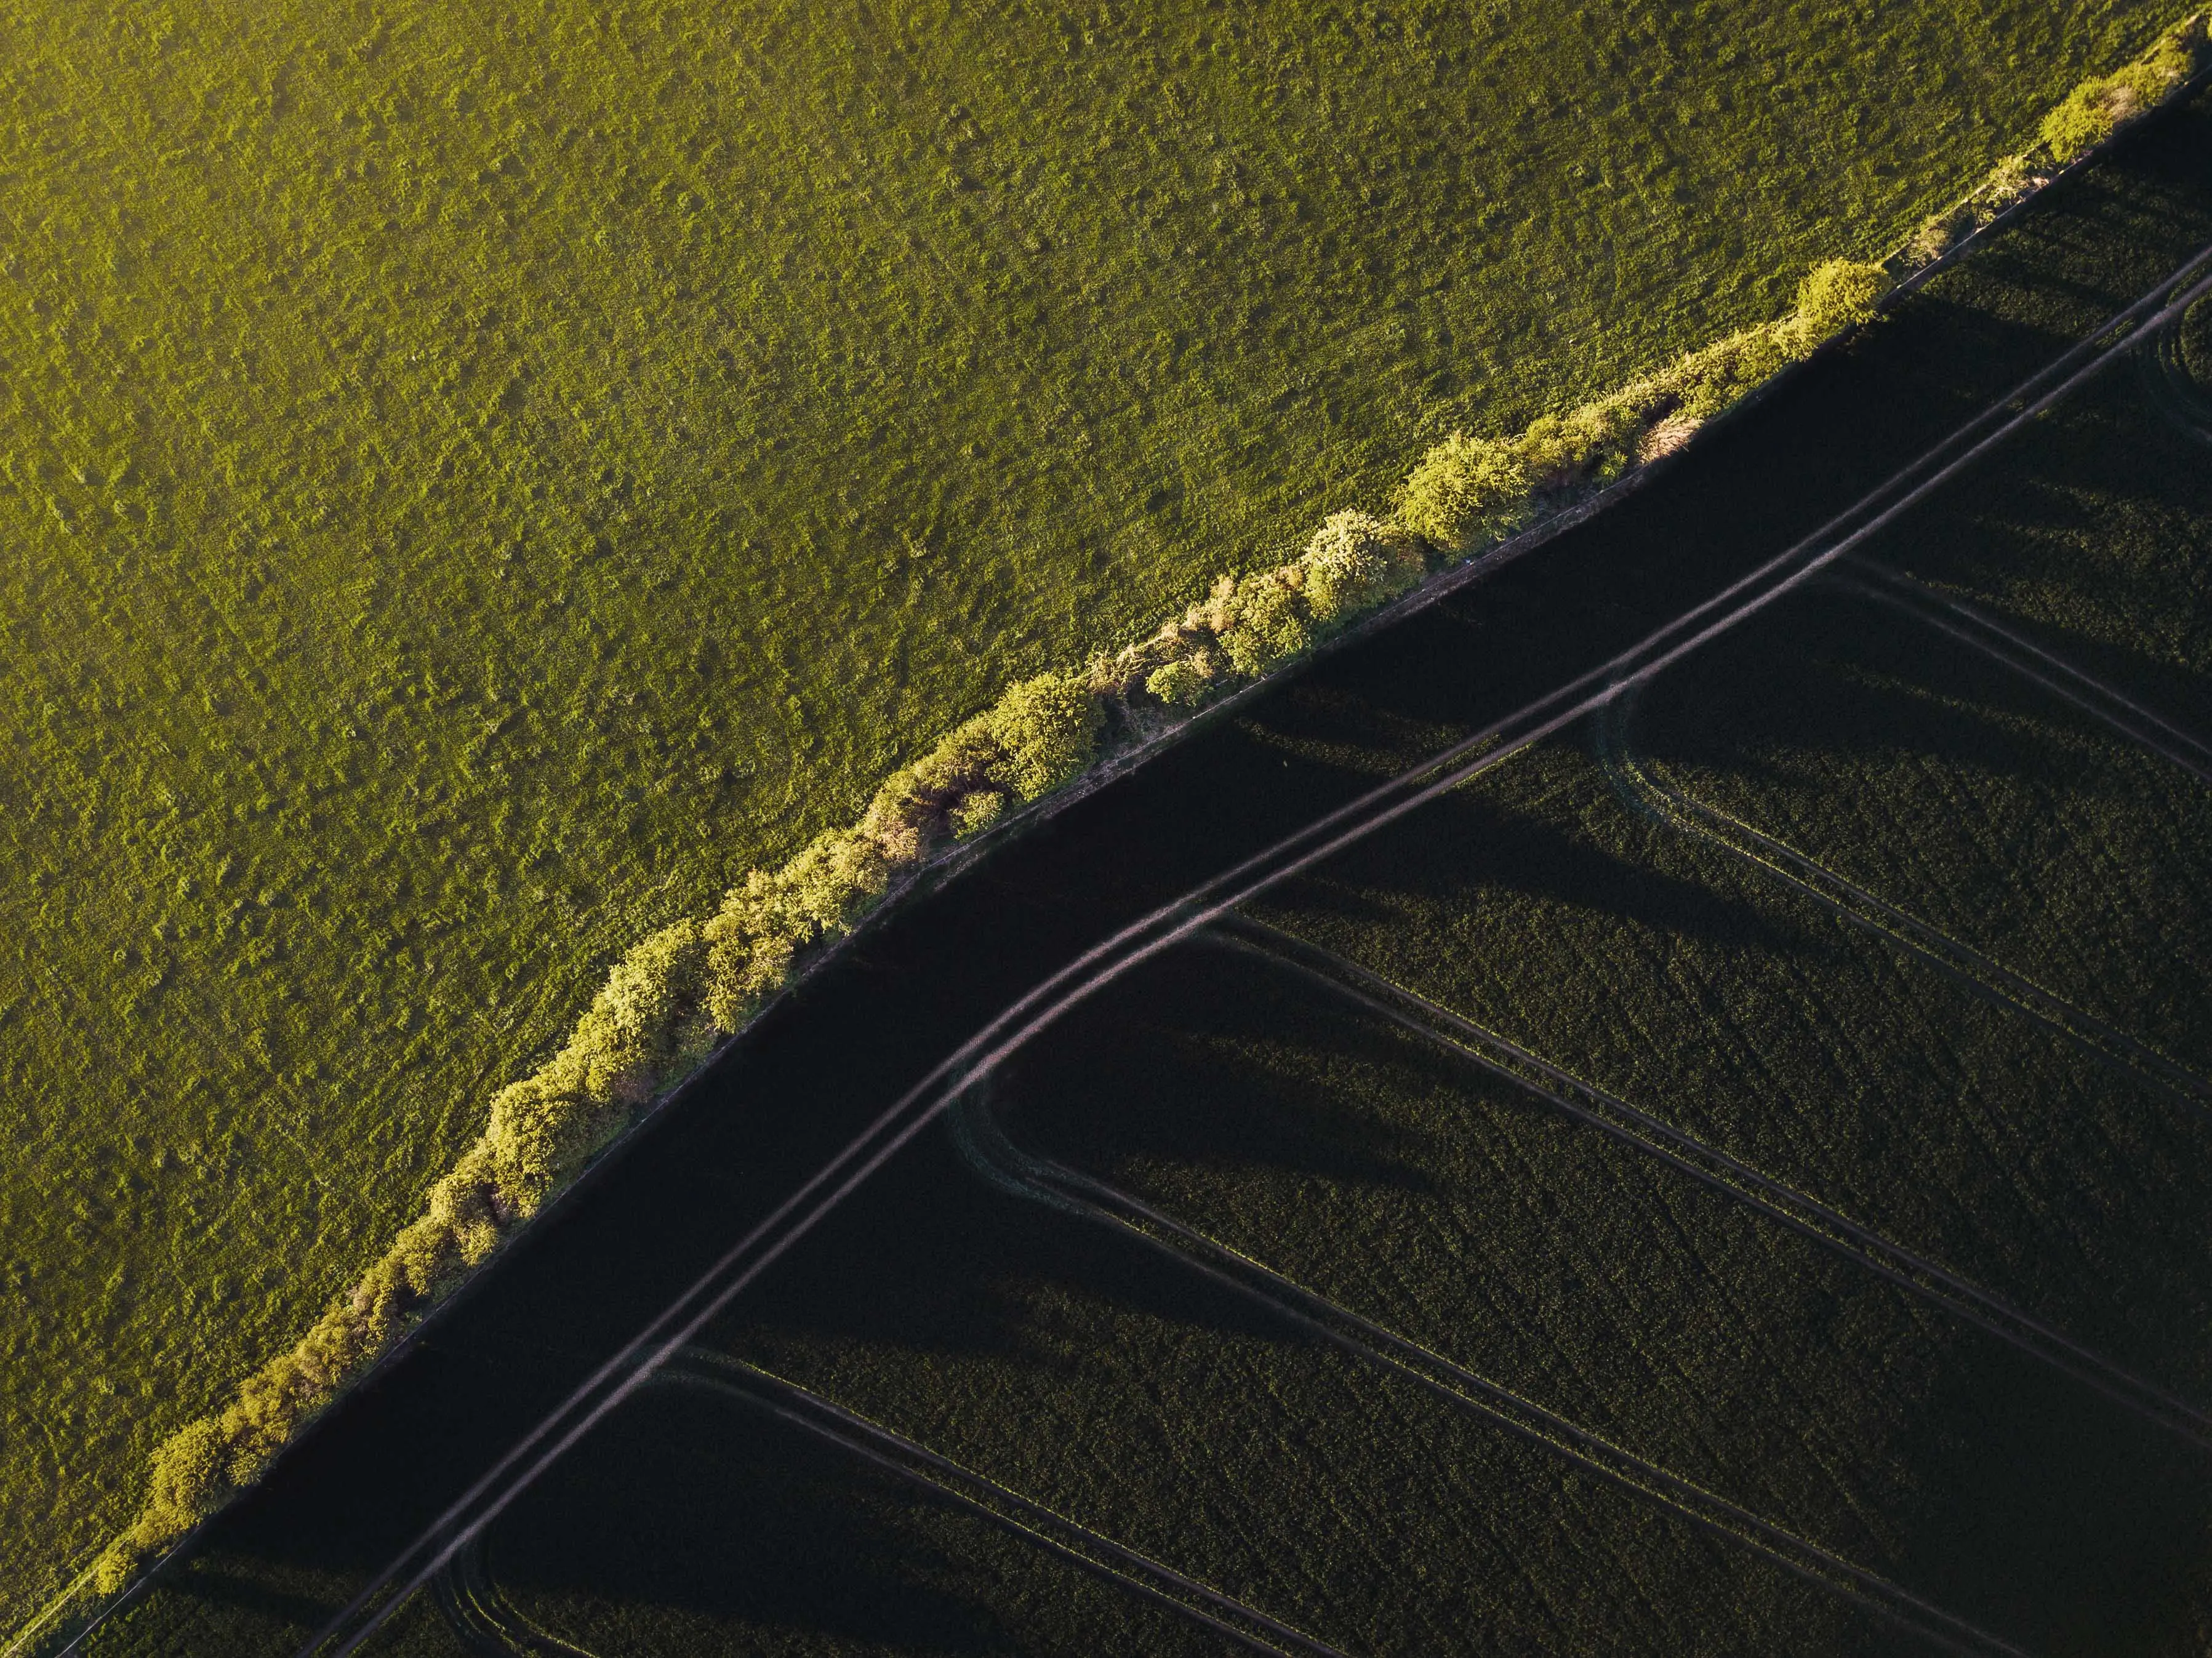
[51,75,2212,1654]
[463,1132,1886,1657]
[1611,310,2212,1081]
[3,0,2186,1615]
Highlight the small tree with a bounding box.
[1396,431,1532,553]
[1300,510,1425,623]
[1216,574,1312,677]
[1145,656,1212,707]
[982,673,1102,799]
[1774,260,1888,359]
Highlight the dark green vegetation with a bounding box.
[6,0,2190,1615]
[53,73,2212,1658]
[1608,306,2212,1088]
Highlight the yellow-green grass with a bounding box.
[0,0,2183,1623]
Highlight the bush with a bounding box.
[1774,260,1889,358]
[1396,432,1533,553]
[1215,572,1313,677]
[2042,14,2206,160]
[982,673,1104,801]
[1145,657,1212,707]
[1300,510,1427,622]
[952,789,1007,836]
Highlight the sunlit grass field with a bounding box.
[0,0,2184,1619]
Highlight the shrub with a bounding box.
[1216,572,1313,677]
[1774,260,1889,359]
[1659,325,1789,419]
[2042,14,2206,159]
[1145,657,1212,707]
[952,789,1007,836]
[1300,510,1427,622]
[982,673,1104,800]
[1396,431,1533,553]
[129,1419,231,1548]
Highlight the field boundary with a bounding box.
[284,235,2212,1658]
[35,31,2212,1656]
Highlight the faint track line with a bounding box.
[1845,563,2212,785]
[1204,912,2212,1452]
[948,1079,2030,1658]
[1595,687,2212,1116]
[652,1352,1345,1658]
[424,1337,1339,1657]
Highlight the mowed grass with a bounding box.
[0,0,2184,1614]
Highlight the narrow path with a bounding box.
[1205,914,2212,1451]
[1595,690,2212,1115]
[947,1081,2029,1658]
[297,239,2212,1658]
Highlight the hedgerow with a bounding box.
[88,10,2210,1598]
[1912,14,2208,260]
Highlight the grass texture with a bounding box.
[54,79,2212,1658]
[0,0,2189,1622]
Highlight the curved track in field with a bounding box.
[1203,913,2212,1450]
[2136,291,2212,446]
[436,1350,1341,1658]
[1594,687,2212,1115]
[300,242,2212,1658]
[434,1536,598,1657]
[1844,563,2212,787]
[947,1078,2028,1658]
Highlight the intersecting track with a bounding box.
[298,240,2212,1658]
[946,1077,2024,1658]
[1201,912,2212,1451]
[1593,686,2212,1115]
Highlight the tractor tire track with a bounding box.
[947,1079,2029,1658]
[433,1536,597,1657]
[299,239,2212,1658]
[1203,913,2212,1452]
[1595,687,2212,1115]
[653,1352,1345,1658]
[435,1348,1334,1658]
[1845,564,2212,786]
